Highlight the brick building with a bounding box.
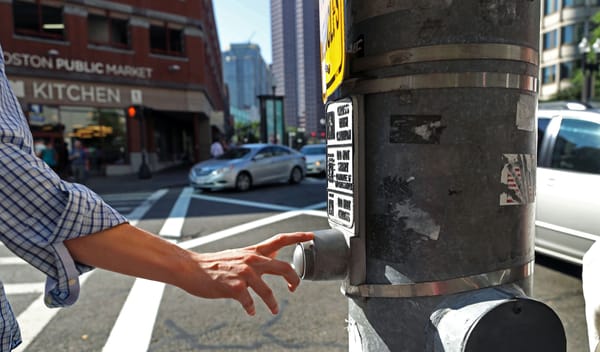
[0,0,228,176]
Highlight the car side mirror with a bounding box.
[253,154,265,161]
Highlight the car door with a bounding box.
[270,146,294,181]
[250,147,277,184]
[536,113,600,264]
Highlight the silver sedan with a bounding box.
[189,143,306,192]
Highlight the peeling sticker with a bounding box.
[348,317,363,352]
[500,153,535,206]
[516,94,535,131]
[391,200,440,240]
[390,115,445,144]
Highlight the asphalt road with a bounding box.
[2,175,589,351]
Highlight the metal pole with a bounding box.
[272,85,277,144]
[340,1,564,350]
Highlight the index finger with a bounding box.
[256,232,314,256]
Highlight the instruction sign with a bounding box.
[319,0,345,102]
[326,99,354,229]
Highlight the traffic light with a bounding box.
[127,105,139,119]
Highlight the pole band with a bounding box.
[342,260,534,298]
[343,71,537,95]
[351,43,538,73]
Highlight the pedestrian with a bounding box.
[210,136,225,158]
[40,140,57,171]
[69,139,88,183]
[0,44,313,351]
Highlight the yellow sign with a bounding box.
[319,0,345,102]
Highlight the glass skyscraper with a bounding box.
[223,43,272,122]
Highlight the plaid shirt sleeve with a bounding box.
[0,45,128,349]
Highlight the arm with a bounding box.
[64,224,313,316]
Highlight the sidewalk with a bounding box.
[85,165,190,195]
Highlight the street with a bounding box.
[1,173,588,351]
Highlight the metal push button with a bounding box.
[292,229,349,281]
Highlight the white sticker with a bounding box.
[328,191,354,229]
[326,99,355,231]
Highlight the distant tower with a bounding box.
[222,43,272,122]
[271,0,323,136]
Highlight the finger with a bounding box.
[259,259,301,292]
[236,289,256,316]
[257,232,314,256]
[247,274,279,314]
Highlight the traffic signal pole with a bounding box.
[294,1,567,350]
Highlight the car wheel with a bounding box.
[289,166,303,184]
[236,172,252,191]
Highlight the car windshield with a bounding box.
[217,147,252,160]
[301,146,326,155]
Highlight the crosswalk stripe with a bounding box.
[0,257,27,265]
[191,193,298,212]
[158,187,193,238]
[102,278,166,352]
[4,283,44,295]
[13,272,92,352]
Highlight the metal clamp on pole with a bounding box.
[342,261,534,298]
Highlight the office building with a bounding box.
[271,0,323,139]
[223,43,272,122]
[540,0,600,100]
[1,0,228,176]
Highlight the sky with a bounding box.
[213,0,272,64]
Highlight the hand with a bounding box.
[180,232,314,316]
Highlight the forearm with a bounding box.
[64,223,192,288]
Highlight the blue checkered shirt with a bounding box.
[0,45,127,351]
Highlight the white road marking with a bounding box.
[191,193,299,212]
[127,189,169,226]
[179,209,327,250]
[0,257,27,265]
[102,278,166,352]
[159,187,194,238]
[4,282,44,295]
[13,272,91,352]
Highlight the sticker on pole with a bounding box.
[326,99,354,229]
[319,0,345,102]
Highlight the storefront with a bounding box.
[5,51,217,176]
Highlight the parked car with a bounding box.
[536,108,600,265]
[300,143,327,176]
[189,143,306,192]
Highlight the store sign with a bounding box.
[10,79,123,105]
[3,51,153,79]
[326,99,354,230]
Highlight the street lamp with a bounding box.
[578,37,600,103]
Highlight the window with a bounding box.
[542,66,557,84]
[13,0,64,40]
[538,118,551,159]
[561,24,584,45]
[543,30,557,50]
[560,61,575,80]
[544,0,557,15]
[150,23,184,56]
[563,0,586,7]
[551,118,600,174]
[88,10,129,48]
